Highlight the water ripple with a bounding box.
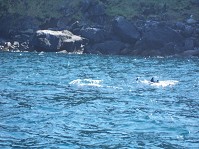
[0,52,199,148]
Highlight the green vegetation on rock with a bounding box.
[106,0,199,21]
[0,0,82,19]
[0,0,198,21]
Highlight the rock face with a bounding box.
[112,16,141,44]
[81,0,106,24]
[0,0,199,56]
[181,49,199,57]
[134,24,183,56]
[79,27,108,43]
[31,30,87,52]
[0,15,38,38]
[84,40,125,55]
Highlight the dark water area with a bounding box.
[0,52,199,148]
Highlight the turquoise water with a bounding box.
[0,52,199,148]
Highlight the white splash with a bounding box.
[69,79,103,87]
[141,80,178,87]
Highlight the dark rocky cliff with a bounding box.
[0,0,199,56]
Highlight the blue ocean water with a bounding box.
[0,52,199,148]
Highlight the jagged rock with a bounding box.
[0,41,13,51]
[84,40,125,55]
[112,16,141,44]
[31,30,87,52]
[0,37,26,52]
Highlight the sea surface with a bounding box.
[0,52,199,148]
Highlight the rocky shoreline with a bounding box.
[0,0,199,57]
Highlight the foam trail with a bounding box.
[69,79,103,87]
[141,80,178,87]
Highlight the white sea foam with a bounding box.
[69,79,103,87]
[141,80,178,87]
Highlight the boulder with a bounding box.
[0,37,29,52]
[31,30,87,52]
[112,16,141,44]
[84,40,125,55]
[79,27,109,43]
[134,24,183,56]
